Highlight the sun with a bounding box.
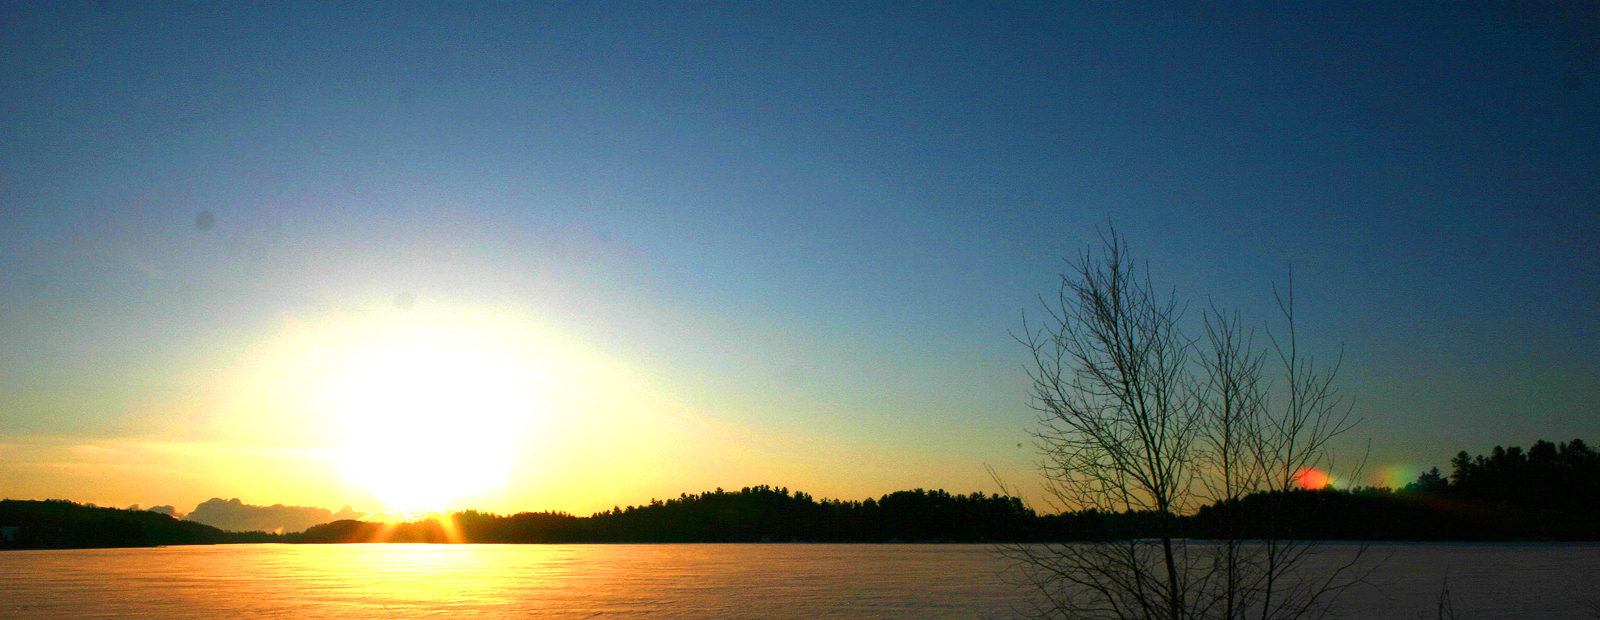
[323,335,539,513]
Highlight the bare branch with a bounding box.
[1014,230,1366,620]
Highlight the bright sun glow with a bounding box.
[321,325,542,513]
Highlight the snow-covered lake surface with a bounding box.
[2,542,1596,618]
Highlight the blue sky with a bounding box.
[2,2,1596,513]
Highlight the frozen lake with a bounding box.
[2,543,1596,618]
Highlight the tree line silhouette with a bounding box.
[0,499,278,549]
[298,486,1035,543]
[5,438,1596,549]
[1186,438,1600,541]
[300,438,1600,545]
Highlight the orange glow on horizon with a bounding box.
[1293,468,1330,489]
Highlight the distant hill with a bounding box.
[0,499,283,549]
[185,497,370,533]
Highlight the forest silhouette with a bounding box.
[4,438,1596,549]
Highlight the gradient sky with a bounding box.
[3,2,1597,515]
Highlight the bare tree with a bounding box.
[1006,229,1365,620]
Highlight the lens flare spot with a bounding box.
[1379,464,1420,489]
[1293,468,1330,489]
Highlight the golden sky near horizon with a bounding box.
[4,3,1597,519]
[2,302,1023,515]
